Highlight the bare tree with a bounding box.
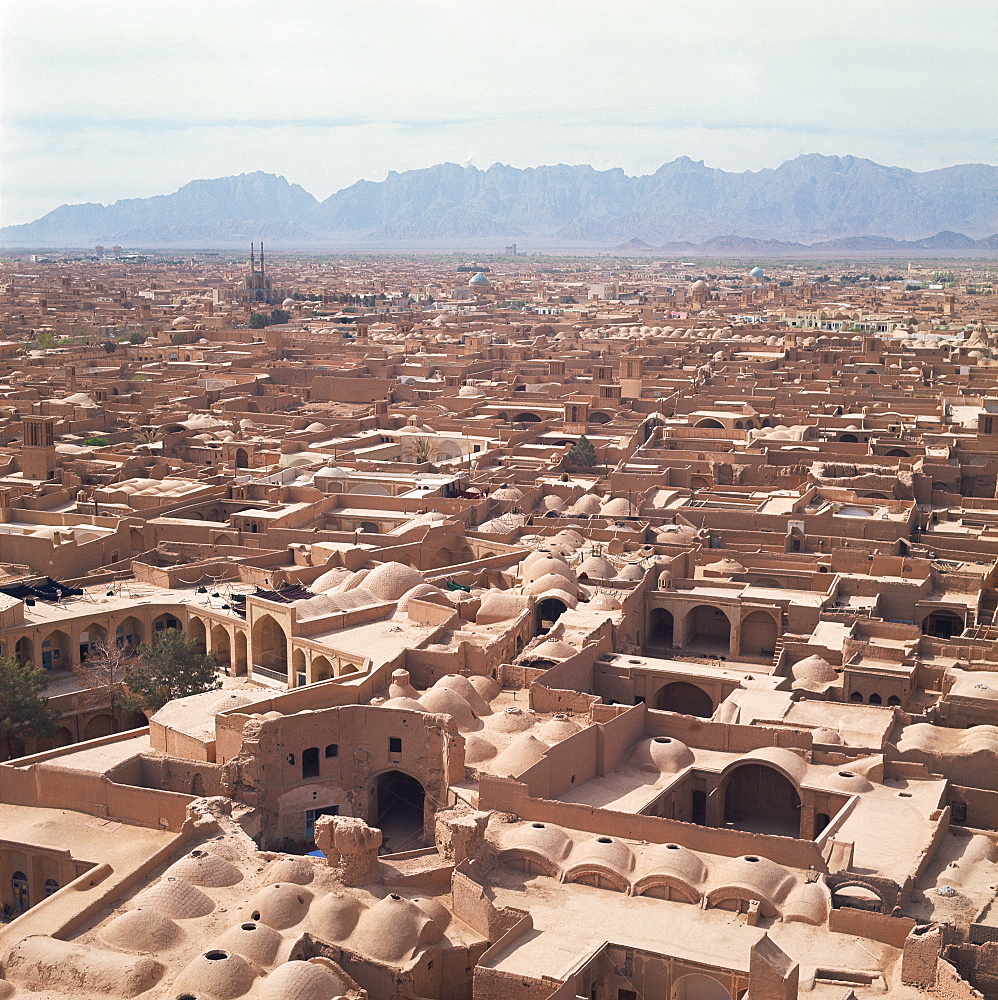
[71,636,133,728]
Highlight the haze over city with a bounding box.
[2,0,996,226]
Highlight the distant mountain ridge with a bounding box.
[4,155,997,250]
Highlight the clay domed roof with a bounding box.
[311,567,353,592]
[568,494,603,515]
[690,280,709,292]
[173,949,257,1000]
[523,573,579,598]
[521,554,575,585]
[217,920,283,965]
[599,497,635,518]
[434,674,492,715]
[502,821,574,865]
[791,654,838,686]
[262,961,348,1000]
[490,732,549,777]
[629,736,695,774]
[578,555,615,580]
[566,836,635,877]
[262,856,315,886]
[101,907,183,951]
[418,687,479,731]
[468,674,501,701]
[524,638,577,662]
[309,890,364,941]
[588,591,622,610]
[382,696,427,712]
[464,733,499,764]
[635,841,707,887]
[364,561,424,602]
[132,876,214,919]
[491,486,524,501]
[476,590,529,625]
[458,384,486,397]
[353,892,442,962]
[537,713,582,743]
[165,849,243,887]
[478,700,527,736]
[704,557,746,575]
[616,562,645,581]
[244,883,313,930]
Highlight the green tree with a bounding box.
[102,340,118,353]
[123,630,220,716]
[269,308,291,325]
[128,331,147,344]
[35,332,55,348]
[0,655,58,759]
[171,331,190,345]
[566,435,598,468]
[83,435,110,447]
[248,312,270,329]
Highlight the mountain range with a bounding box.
[3,155,997,252]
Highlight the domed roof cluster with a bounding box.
[495,822,824,921]
[791,654,840,692]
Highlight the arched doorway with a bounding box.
[83,715,114,740]
[372,771,426,854]
[695,418,725,429]
[839,433,859,443]
[922,610,963,639]
[40,630,71,671]
[11,871,29,914]
[723,763,801,837]
[115,616,142,654]
[233,631,247,676]
[15,636,33,668]
[672,973,730,1000]
[739,610,779,658]
[814,812,831,837]
[234,448,249,468]
[648,608,674,648]
[253,615,288,679]
[656,681,713,717]
[685,605,731,655]
[536,597,567,634]
[80,623,108,663]
[152,614,182,635]
[312,655,333,682]
[187,617,207,654]
[210,625,230,670]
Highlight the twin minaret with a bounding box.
[250,242,266,275]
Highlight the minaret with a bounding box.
[260,241,265,276]
[250,243,256,271]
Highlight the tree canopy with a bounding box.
[123,630,220,715]
[0,655,58,758]
[566,435,598,468]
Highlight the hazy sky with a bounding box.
[2,0,996,224]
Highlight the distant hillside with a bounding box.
[4,155,997,250]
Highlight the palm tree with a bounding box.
[133,427,163,445]
[400,436,451,465]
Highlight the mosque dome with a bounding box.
[690,280,709,293]
[750,266,765,279]
[469,272,490,286]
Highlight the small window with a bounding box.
[302,747,320,779]
[325,744,338,758]
[389,737,403,754]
